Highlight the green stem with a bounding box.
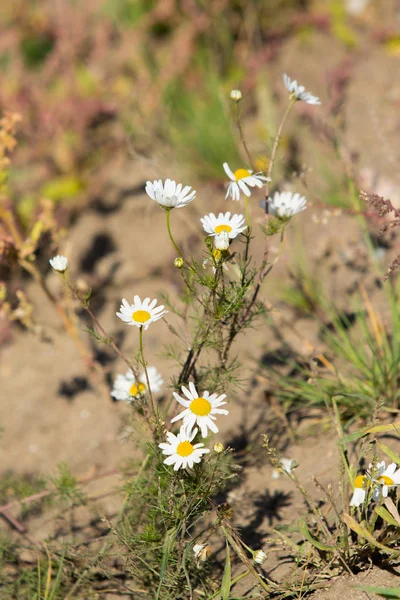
[165,209,182,257]
[139,326,158,427]
[265,96,296,210]
[244,195,251,230]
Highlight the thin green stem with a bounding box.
[139,326,158,428]
[207,569,250,599]
[265,96,296,210]
[165,209,182,257]
[244,195,251,230]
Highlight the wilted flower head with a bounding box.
[145,179,196,210]
[283,74,321,105]
[193,543,210,562]
[116,296,167,330]
[223,162,270,201]
[254,549,267,564]
[230,89,242,102]
[272,457,295,480]
[49,255,68,273]
[268,191,307,218]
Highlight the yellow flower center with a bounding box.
[234,168,251,181]
[177,441,194,457]
[190,397,211,416]
[132,309,151,323]
[214,224,232,234]
[379,475,394,486]
[129,382,146,396]
[354,474,366,488]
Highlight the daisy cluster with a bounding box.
[350,461,400,507]
[107,72,322,471]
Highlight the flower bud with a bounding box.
[254,549,267,564]
[213,442,224,454]
[174,257,184,268]
[230,89,242,102]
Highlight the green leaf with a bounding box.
[341,513,400,556]
[377,443,400,466]
[156,528,177,600]
[374,506,400,528]
[357,586,400,599]
[41,176,83,203]
[221,542,231,600]
[298,520,336,552]
[339,421,400,445]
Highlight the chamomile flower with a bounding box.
[49,255,68,272]
[223,162,270,201]
[111,367,163,401]
[272,458,295,480]
[283,74,321,105]
[159,426,210,471]
[200,212,247,239]
[230,89,242,102]
[171,382,228,438]
[193,543,211,562]
[350,461,400,507]
[145,178,196,210]
[268,191,307,218]
[116,296,167,330]
[254,550,267,565]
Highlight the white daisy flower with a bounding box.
[171,382,228,438]
[268,191,307,218]
[145,178,196,210]
[223,162,270,201]
[159,425,210,471]
[116,296,167,330]
[283,74,321,105]
[272,458,295,480]
[111,367,163,401]
[49,255,68,272]
[201,211,247,239]
[350,461,400,507]
[214,231,230,251]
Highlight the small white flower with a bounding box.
[230,89,242,102]
[111,367,163,401]
[49,255,68,272]
[223,162,270,201]
[272,458,295,480]
[201,211,247,239]
[214,231,230,251]
[350,461,400,507]
[268,191,307,218]
[283,74,321,105]
[254,550,267,564]
[171,382,228,438]
[145,178,196,210]
[193,543,210,562]
[159,425,210,471]
[116,296,167,330]
[213,442,224,454]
